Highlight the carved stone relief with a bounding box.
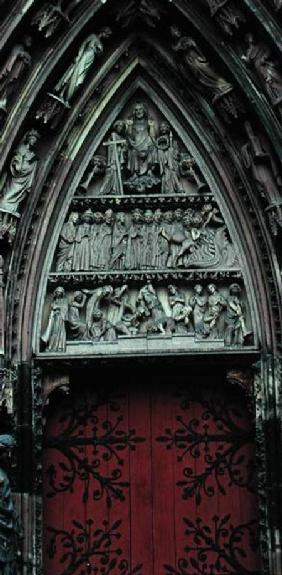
[41,281,252,354]
[203,0,246,36]
[39,98,254,355]
[0,36,32,124]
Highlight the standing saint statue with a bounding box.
[50,27,111,107]
[171,26,233,102]
[243,34,282,110]
[0,36,32,115]
[0,129,40,217]
[56,212,79,272]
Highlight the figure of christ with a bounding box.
[126,102,157,178]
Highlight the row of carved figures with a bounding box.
[56,205,237,272]
[2,14,282,127]
[41,282,251,352]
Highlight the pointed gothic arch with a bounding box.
[0,2,282,574]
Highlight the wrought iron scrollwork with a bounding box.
[164,515,259,575]
[47,518,143,575]
[44,394,145,507]
[157,387,256,504]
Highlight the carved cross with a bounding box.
[103,132,127,195]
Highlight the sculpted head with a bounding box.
[160,121,170,135]
[194,284,203,295]
[229,283,242,296]
[24,129,40,147]
[69,212,79,224]
[144,209,153,224]
[133,101,148,120]
[54,286,65,299]
[207,283,216,294]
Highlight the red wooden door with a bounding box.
[43,369,261,575]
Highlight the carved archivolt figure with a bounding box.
[0,36,32,114]
[0,129,40,217]
[41,286,68,352]
[0,434,19,575]
[51,27,111,106]
[204,0,245,36]
[171,26,233,101]
[32,0,82,38]
[243,34,282,109]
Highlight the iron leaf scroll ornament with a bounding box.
[47,518,143,575]
[164,515,259,575]
[157,388,255,504]
[45,397,145,507]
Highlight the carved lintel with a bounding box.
[43,373,70,405]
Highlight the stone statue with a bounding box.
[90,211,103,269]
[85,285,113,337]
[224,284,248,345]
[0,130,40,217]
[157,122,184,194]
[107,285,135,336]
[142,209,155,269]
[137,284,174,335]
[171,26,233,102]
[0,435,19,575]
[204,283,226,338]
[180,153,207,191]
[242,34,282,111]
[241,122,282,234]
[95,209,113,270]
[161,208,185,268]
[125,209,145,270]
[273,0,282,9]
[68,291,87,340]
[111,212,128,270]
[125,102,159,192]
[50,27,112,107]
[100,121,127,195]
[80,155,106,192]
[152,209,167,268]
[56,212,79,272]
[204,0,245,36]
[41,287,68,352]
[32,0,82,38]
[73,209,93,271]
[189,284,207,338]
[87,309,115,342]
[167,285,191,333]
[0,36,32,115]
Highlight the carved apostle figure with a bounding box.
[95,209,114,270]
[41,287,68,352]
[56,212,79,272]
[157,122,183,195]
[171,26,233,102]
[125,102,158,191]
[111,212,128,270]
[0,129,40,217]
[0,435,19,575]
[243,34,282,109]
[51,27,111,106]
[0,36,32,114]
[125,208,145,270]
[73,209,93,271]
